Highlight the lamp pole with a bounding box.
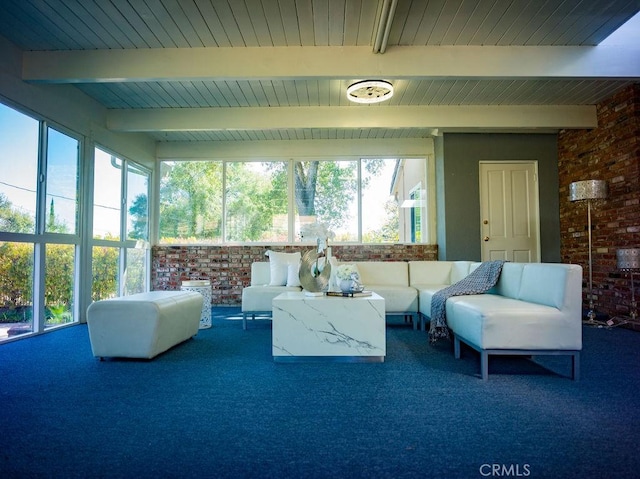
[586,198,596,323]
[569,180,608,325]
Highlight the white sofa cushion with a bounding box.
[266,250,301,286]
[446,294,582,350]
[243,261,302,316]
[241,284,301,313]
[321,261,415,314]
[410,261,478,316]
[451,261,475,282]
[517,263,568,308]
[409,261,453,285]
[491,262,525,298]
[354,261,409,286]
[365,285,418,313]
[414,285,450,317]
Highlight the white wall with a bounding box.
[157,137,434,161]
[0,34,156,168]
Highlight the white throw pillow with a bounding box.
[286,263,301,287]
[266,250,301,286]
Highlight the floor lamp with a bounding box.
[569,179,608,325]
[609,248,640,327]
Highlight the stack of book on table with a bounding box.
[325,290,372,298]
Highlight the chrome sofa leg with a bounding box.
[481,351,489,381]
[572,352,580,381]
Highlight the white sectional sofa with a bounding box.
[409,261,583,380]
[241,258,583,380]
[241,262,302,330]
[241,260,418,329]
[350,261,418,324]
[408,260,477,331]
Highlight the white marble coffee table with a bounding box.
[272,291,386,362]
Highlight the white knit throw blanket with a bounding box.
[429,260,506,344]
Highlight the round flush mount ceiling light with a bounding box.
[346,80,394,104]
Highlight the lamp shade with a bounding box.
[617,248,640,271]
[569,180,608,202]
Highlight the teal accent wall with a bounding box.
[437,133,561,262]
[434,135,447,260]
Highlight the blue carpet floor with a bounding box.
[1,308,639,478]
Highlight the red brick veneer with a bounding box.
[152,244,438,306]
[559,83,640,325]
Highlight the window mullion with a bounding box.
[119,159,128,296]
[288,159,295,242]
[35,122,48,236]
[357,159,362,242]
[32,243,46,333]
[222,160,227,243]
[120,159,128,242]
[31,122,48,332]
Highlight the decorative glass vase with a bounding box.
[339,279,354,293]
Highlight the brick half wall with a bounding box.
[152,244,438,306]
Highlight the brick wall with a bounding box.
[559,83,640,325]
[152,244,438,305]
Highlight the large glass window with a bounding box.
[127,164,149,242]
[125,164,149,295]
[92,147,150,301]
[295,160,358,242]
[409,186,423,243]
[46,127,79,234]
[226,161,288,242]
[44,244,75,330]
[392,159,429,244]
[93,150,123,240]
[362,159,399,243]
[0,242,34,340]
[91,245,119,301]
[159,161,222,244]
[0,103,81,342]
[158,157,430,244]
[0,103,39,234]
[0,102,150,342]
[124,247,147,295]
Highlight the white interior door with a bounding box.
[479,162,540,262]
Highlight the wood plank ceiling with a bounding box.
[0,0,638,142]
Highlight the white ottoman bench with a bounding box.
[87,291,203,359]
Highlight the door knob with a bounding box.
[483,236,489,242]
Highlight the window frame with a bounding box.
[0,101,84,340]
[157,156,433,246]
[90,145,152,300]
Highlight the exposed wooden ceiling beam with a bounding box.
[157,138,434,160]
[107,105,597,132]
[22,45,640,83]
